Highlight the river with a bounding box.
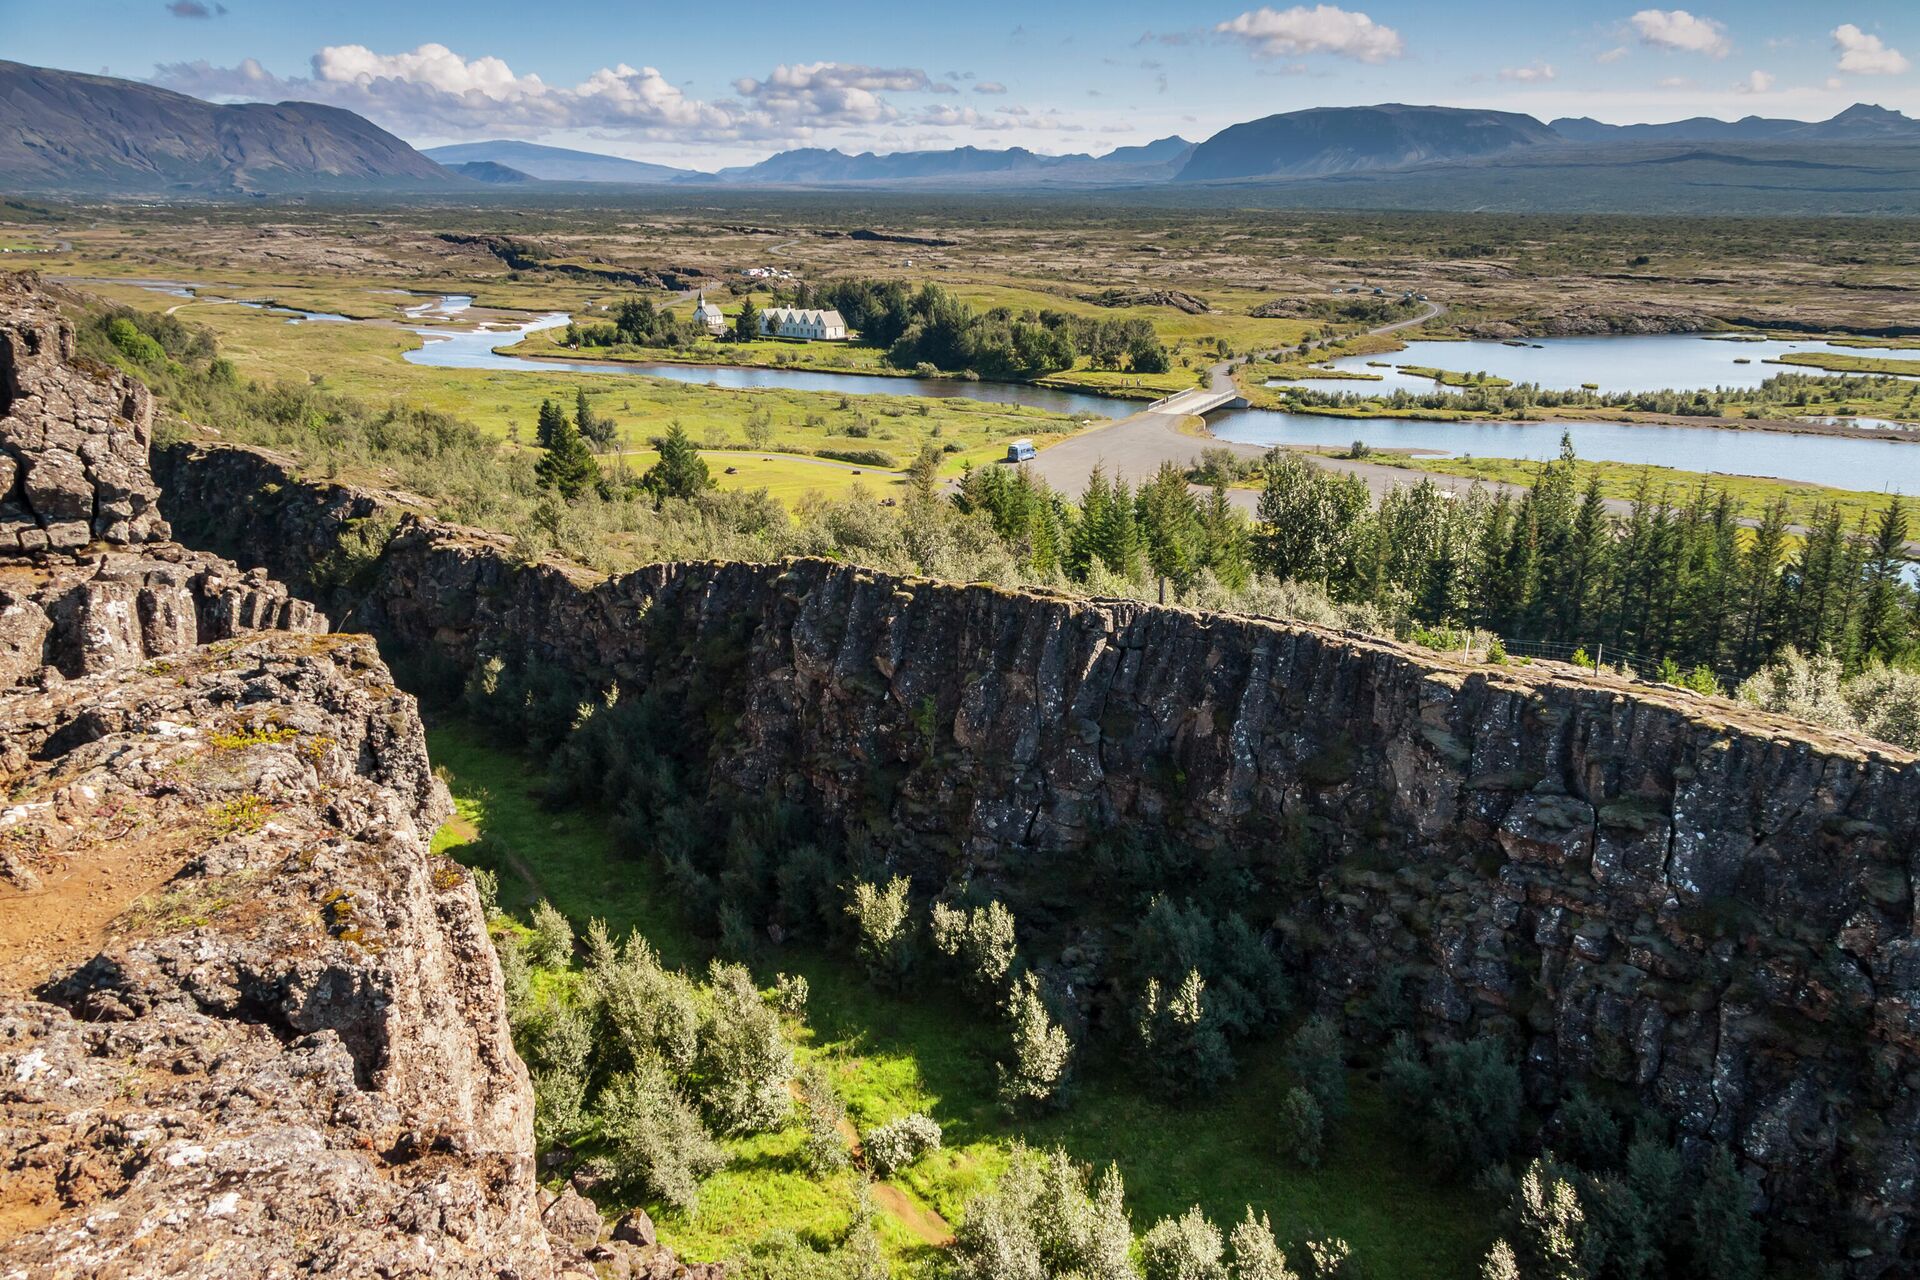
[86,279,1920,492]
[403,310,1135,419]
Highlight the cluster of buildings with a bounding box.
[687,292,848,341]
[758,306,848,341]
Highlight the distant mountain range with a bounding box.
[1549,103,1920,145]
[423,139,695,184]
[3,59,1918,213]
[0,59,457,193]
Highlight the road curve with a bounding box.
[1031,298,1472,512]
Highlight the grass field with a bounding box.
[426,719,1494,1280]
[84,282,1087,497]
[1772,351,1920,378]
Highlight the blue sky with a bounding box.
[7,1,1917,166]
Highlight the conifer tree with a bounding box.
[534,409,600,499]
[642,423,714,503]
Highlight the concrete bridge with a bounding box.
[1145,385,1248,417]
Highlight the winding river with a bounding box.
[89,279,1920,493]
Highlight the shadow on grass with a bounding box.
[427,715,1493,1278]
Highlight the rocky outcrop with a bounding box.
[0,630,559,1277]
[1460,303,1719,338]
[0,275,588,1280]
[1,273,169,549]
[151,457,1920,1271]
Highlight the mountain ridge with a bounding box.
[0,59,460,193]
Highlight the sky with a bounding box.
[5,1,1918,167]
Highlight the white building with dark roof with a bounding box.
[691,292,728,335]
[759,306,848,341]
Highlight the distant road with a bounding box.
[1032,298,1468,511]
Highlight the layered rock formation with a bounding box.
[0,277,579,1279]
[1,276,169,549]
[151,438,1920,1272]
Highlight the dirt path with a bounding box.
[788,1080,957,1248]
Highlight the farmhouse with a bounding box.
[760,306,848,341]
[692,292,728,335]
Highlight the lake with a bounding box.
[1207,410,1920,494]
[1289,333,1920,396]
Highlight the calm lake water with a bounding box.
[1208,410,1920,494]
[1296,334,1920,396]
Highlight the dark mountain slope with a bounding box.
[1176,104,1558,182]
[0,60,460,193]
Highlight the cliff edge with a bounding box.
[0,274,561,1278]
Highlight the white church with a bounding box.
[691,292,728,336]
[759,306,848,342]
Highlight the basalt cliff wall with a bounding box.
[156,435,1920,1273]
[0,275,592,1277]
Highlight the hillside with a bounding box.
[423,138,698,183]
[1175,103,1557,182]
[0,60,461,193]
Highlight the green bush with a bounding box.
[862,1112,942,1177]
[1384,1033,1522,1173]
[1139,1206,1227,1280]
[998,973,1073,1111]
[694,961,793,1135]
[796,1063,851,1175]
[595,1058,726,1213]
[1278,1087,1325,1170]
[1283,1015,1347,1120]
[846,876,915,989]
[527,899,575,967]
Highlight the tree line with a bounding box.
[816,278,1171,380]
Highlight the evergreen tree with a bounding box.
[534,409,600,499]
[1856,498,1911,665]
[1139,461,1202,591]
[1199,484,1252,591]
[642,423,715,503]
[1733,496,1791,671]
[1689,1149,1761,1280]
[535,397,568,450]
[734,296,760,343]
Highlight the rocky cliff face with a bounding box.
[0,276,567,1279]
[152,441,1920,1272]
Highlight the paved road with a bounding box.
[1025,408,1494,514]
[1031,298,1476,512]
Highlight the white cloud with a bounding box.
[151,46,992,146]
[156,43,744,139]
[1657,75,1694,88]
[1735,69,1774,93]
[732,62,950,126]
[1499,62,1558,83]
[974,81,1008,94]
[1630,10,1730,58]
[1596,46,1629,64]
[1832,24,1910,76]
[1215,5,1404,63]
